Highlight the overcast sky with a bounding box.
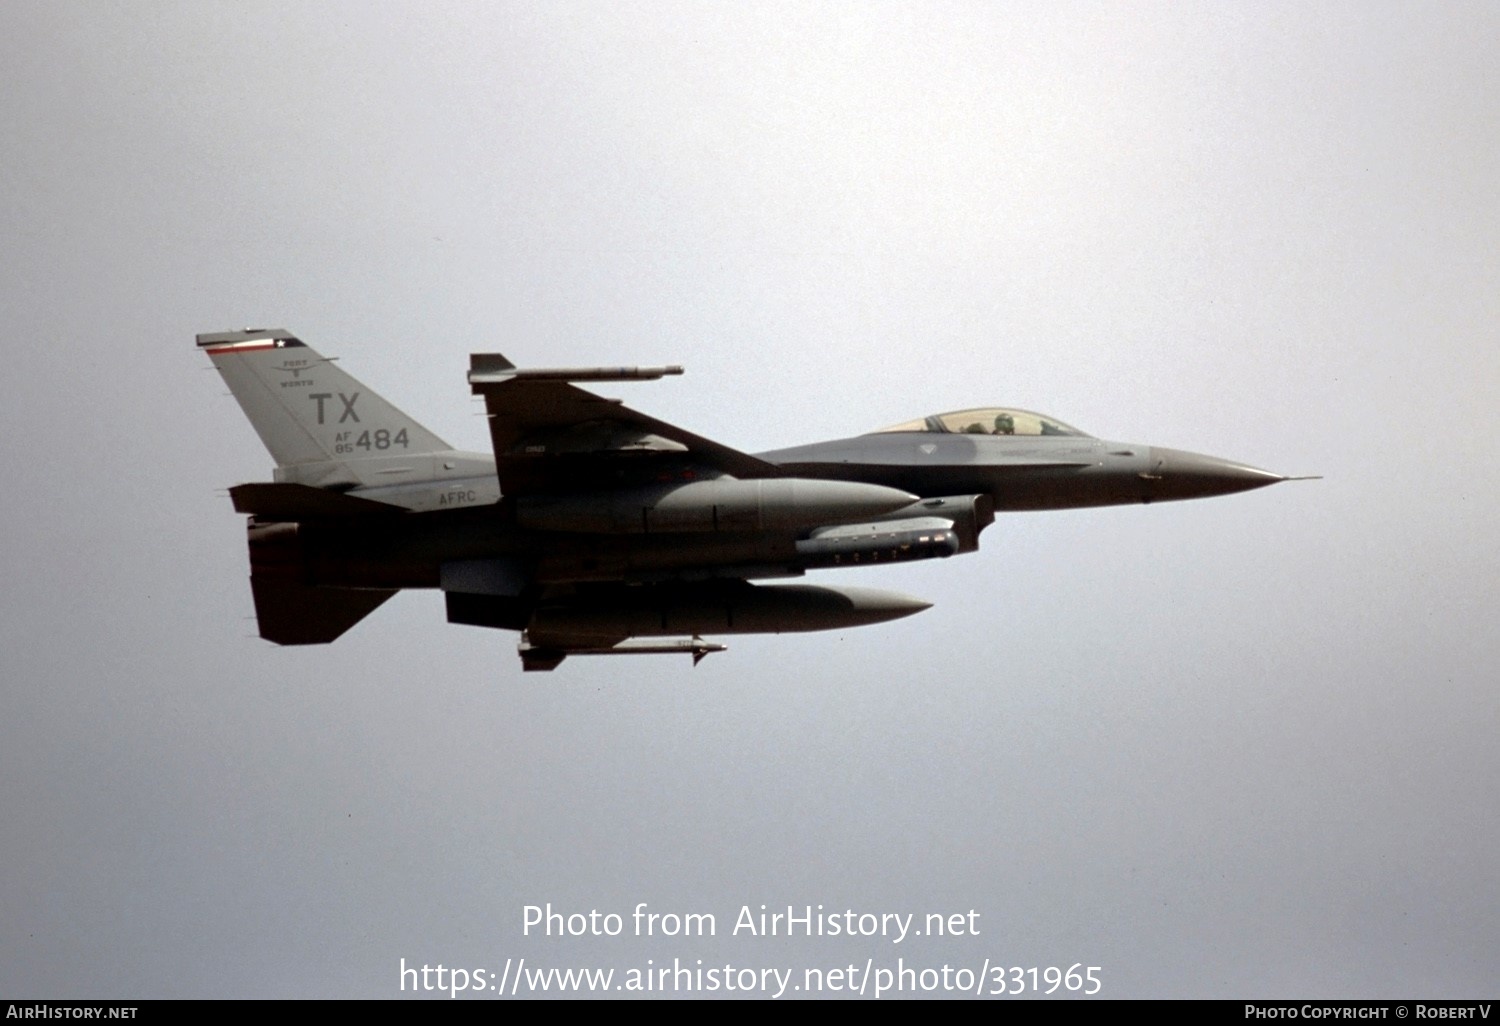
[2,0,1496,1000]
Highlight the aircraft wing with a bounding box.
[468,354,782,495]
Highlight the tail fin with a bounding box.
[198,329,454,489]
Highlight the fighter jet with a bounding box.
[201,329,1305,670]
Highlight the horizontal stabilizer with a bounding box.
[230,483,405,519]
[250,577,397,645]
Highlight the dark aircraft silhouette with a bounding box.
[201,329,1305,670]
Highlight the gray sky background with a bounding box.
[2,0,1496,999]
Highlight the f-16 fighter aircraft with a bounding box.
[201,329,1305,670]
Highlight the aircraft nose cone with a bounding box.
[1145,447,1285,502]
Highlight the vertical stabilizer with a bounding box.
[198,329,455,489]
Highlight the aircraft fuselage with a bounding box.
[757,432,1285,510]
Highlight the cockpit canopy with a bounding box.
[869,408,1091,438]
